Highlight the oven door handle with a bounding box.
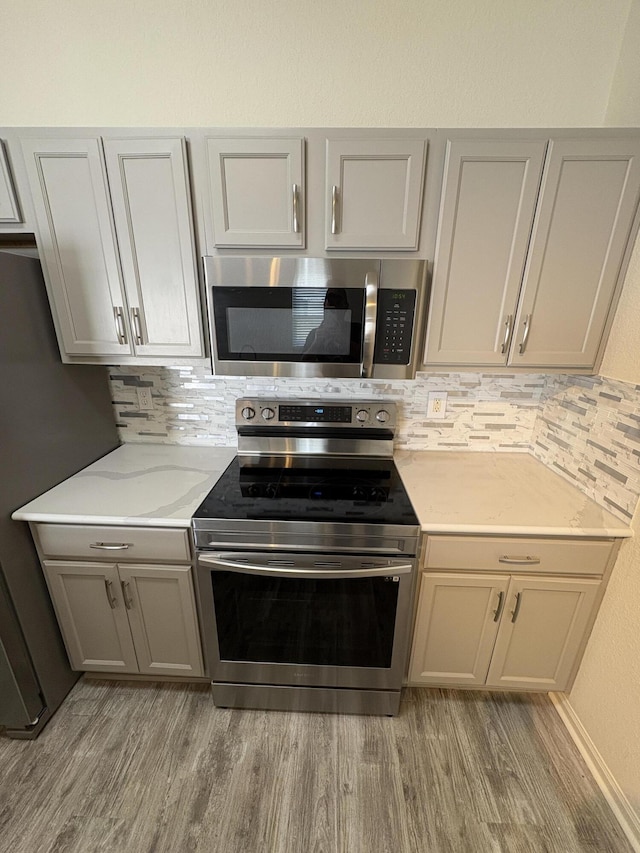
[198,554,412,579]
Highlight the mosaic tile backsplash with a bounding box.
[107,367,640,524]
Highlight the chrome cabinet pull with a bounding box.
[292,183,300,233]
[121,580,133,610]
[331,185,339,234]
[114,306,127,345]
[493,591,505,622]
[500,314,513,354]
[104,579,117,609]
[518,314,531,354]
[90,542,131,551]
[131,307,144,345]
[360,270,378,378]
[511,592,522,623]
[498,556,540,565]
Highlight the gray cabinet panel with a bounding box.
[511,137,640,368]
[426,138,546,364]
[0,140,22,223]
[206,137,304,247]
[103,137,204,358]
[21,138,132,357]
[325,138,426,250]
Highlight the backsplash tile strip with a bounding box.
[531,374,640,523]
[107,367,640,524]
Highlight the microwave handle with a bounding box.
[361,271,378,378]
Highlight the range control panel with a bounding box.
[236,399,397,430]
[373,289,416,365]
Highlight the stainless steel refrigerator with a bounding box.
[0,250,120,738]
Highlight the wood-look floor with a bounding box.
[0,680,632,853]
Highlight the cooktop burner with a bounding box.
[193,457,419,526]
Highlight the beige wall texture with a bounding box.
[0,0,632,127]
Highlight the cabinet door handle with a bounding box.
[331,185,339,235]
[500,314,513,354]
[131,307,144,345]
[114,306,127,345]
[511,592,522,623]
[518,314,532,354]
[121,580,133,610]
[493,591,505,622]
[292,183,300,233]
[104,579,117,609]
[90,542,131,551]
[498,556,540,565]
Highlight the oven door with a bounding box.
[204,256,378,378]
[196,551,414,691]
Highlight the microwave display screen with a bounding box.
[214,287,364,363]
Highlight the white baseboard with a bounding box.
[550,692,640,853]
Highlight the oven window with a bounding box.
[213,287,364,362]
[211,572,398,668]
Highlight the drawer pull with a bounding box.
[493,591,505,622]
[511,592,522,623]
[121,580,133,610]
[104,579,117,609]
[498,556,541,565]
[90,542,132,551]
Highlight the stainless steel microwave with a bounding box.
[203,256,428,379]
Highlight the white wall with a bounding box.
[0,0,631,127]
[606,0,640,125]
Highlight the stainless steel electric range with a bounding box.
[192,399,420,716]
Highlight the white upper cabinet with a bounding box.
[0,139,22,224]
[425,134,640,371]
[325,138,427,250]
[206,137,305,248]
[511,138,640,368]
[21,135,204,363]
[103,138,204,358]
[22,137,132,357]
[426,138,547,364]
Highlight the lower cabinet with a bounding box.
[408,536,612,692]
[43,560,204,677]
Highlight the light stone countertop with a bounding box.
[12,444,236,528]
[12,444,632,538]
[395,451,632,538]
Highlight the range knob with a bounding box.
[241,406,256,420]
[355,409,370,423]
[376,409,391,423]
[261,407,276,420]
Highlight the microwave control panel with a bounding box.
[374,289,416,365]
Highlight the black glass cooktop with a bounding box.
[193,457,419,526]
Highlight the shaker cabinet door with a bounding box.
[206,137,305,248]
[425,138,547,365]
[118,564,204,677]
[103,137,204,358]
[42,561,138,673]
[485,576,600,691]
[408,572,509,686]
[21,138,132,357]
[0,139,22,223]
[325,138,426,250]
[510,137,640,368]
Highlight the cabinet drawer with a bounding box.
[425,536,613,576]
[34,524,191,562]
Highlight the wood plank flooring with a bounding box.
[0,680,632,853]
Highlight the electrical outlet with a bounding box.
[137,387,154,410]
[427,391,447,419]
